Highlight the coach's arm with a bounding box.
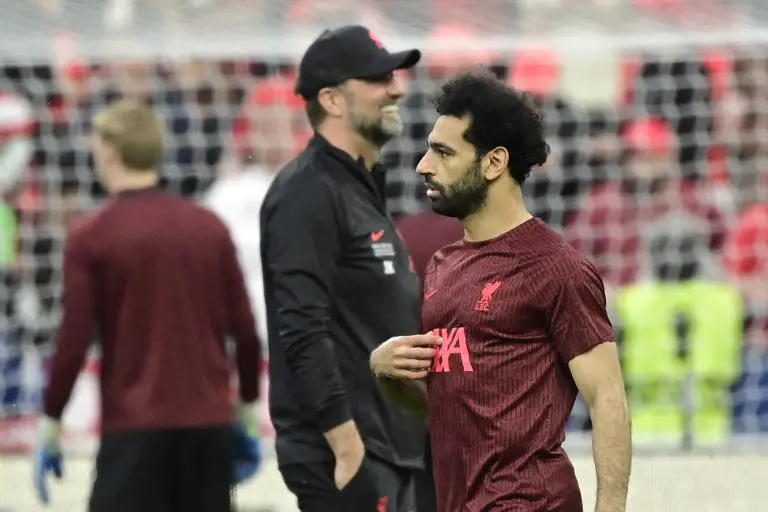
[261,177,363,465]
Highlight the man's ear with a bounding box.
[317,88,344,118]
[482,146,509,181]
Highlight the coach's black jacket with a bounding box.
[260,135,425,469]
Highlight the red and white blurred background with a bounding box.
[1,0,768,510]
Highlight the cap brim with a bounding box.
[359,49,421,78]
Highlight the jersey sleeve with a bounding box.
[546,256,616,362]
[219,224,262,403]
[43,225,96,419]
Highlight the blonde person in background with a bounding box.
[34,100,263,511]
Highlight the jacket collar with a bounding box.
[311,134,387,205]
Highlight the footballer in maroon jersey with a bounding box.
[34,101,263,511]
[370,70,631,512]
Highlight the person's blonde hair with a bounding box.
[92,99,165,171]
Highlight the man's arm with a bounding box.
[370,334,441,415]
[262,177,356,452]
[570,343,631,512]
[547,258,631,512]
[219,226,262,405]
[43,228,96,420]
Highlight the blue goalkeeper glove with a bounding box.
[233,401,262,484]
[33,416,64,504]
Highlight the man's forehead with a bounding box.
[428,115,470,146]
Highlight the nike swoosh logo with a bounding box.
[370,230,385,242]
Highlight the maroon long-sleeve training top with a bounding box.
[43,186,262,432]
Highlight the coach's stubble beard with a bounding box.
[427,160,489,220]
[351,104,403,148]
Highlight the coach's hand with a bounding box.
[233,401,262,484]
[370,334,442,380]
[325,420,366,490]
[33,416,64,504]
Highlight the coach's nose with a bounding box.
[386,73,405,100]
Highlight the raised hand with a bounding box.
[370,333,442,380]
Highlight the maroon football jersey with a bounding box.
[421,218,615,512]
[44,188,261,431]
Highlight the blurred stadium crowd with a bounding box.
[0,0,767,452]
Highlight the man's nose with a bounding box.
[416,153,432,175]
[387,76,405,99]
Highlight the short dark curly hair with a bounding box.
[433,69,550,184]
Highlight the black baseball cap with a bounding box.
[295,25,421,100]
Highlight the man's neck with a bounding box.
[318,126,380,170]
[110,171,159,194]
[462,186,532,242]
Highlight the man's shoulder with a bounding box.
[423,236,467,281]
[143,192,231,237]
[511,220,600,282]
[70,193,143,235]
[264,152,341,211]
[178,197,232,234]
[535,245,604,301]
[429,236,466,263]
[67,203,112,243]
[502,218,567,257]
[549,244,600,279]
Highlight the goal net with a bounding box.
[1,0,768,504]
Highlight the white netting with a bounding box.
[2,0,768,510]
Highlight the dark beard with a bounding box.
[427,160,488,220]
